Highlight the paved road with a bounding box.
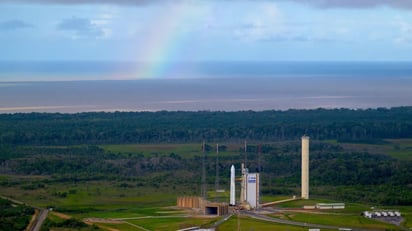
[211,214,233,228]
[113,215,189,220]
[123,221,150,231]
[28,209,49,231]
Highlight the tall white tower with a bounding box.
[301,135,310,199]
[230,165,235,205]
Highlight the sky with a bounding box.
[1,0,412,62]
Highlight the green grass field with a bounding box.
[334,138,412,161]
[128,217,217,231]
[277,198,373,214]
[2,140,412,230]
[100,143,201,157]
[100,143,245,158]
[100,139,412,161]
[279,212,398,230]
[386,139,412,160]
[218,216,336,231]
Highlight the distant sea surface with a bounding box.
[0,61,411,113]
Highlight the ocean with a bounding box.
[0,61,411,113]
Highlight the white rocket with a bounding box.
[230,165,235,205]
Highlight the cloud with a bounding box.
[394,20,412,45]
[234,3,339,43]
[56,16,105,38]
[290,0,412,9]
[0,0,157,5]
[234,3,285,42]
[0,19,34,30]
[1,0,412,9]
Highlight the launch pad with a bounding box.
[178,135,310,215]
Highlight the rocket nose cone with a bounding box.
[231,165,234,170]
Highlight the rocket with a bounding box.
[230,165,235,205]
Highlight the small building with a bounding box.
[177,196,229,216]
[316,203,345,209]
[303,205,316,210]
[362,211,373,218]
[363,211,402,219]
[204,203,229,216]
[374,212,382,217]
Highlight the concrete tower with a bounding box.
[230,165,235,205]
[301,135,310,199]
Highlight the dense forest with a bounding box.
[1,107,412,206]
[0,107,412,145]
[1,143,412,205]
[0,198,34,231]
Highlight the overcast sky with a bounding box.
[1,0,412,62]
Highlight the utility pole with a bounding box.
[201,141,207,199]
[244,140,247,167]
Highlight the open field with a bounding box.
[100,138,412,161]
[218,216,337,231]
[100,143,246,158]
[127,217,217,231]
[1,139,412,230]
[272,198,410,230]
[276,198,372,214]
[2,178,410,231]
[271,212,399,230]
[100,143,202,158]
[328,138,412,161]
[0,177,179,218]
[260,195,295,204]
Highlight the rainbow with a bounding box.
[135,3,196,79]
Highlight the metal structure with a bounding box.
[201,141,207,199]
[240,163,247,204]
[244,140,247,166]
[215,144,219,192]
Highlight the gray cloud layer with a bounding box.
[57,17,104,38]
[292,0,412,9]
[0,0,155,5]
[0,19,33,30]
[1,0,412,9]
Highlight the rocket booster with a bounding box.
[230,165,235,205]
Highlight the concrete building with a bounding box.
[301,135,310,199]
[204,202,229,216]
[316,203,345,209]
[176,196,228,216]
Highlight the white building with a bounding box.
[316,203,345,209]
[246,173,260,209]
